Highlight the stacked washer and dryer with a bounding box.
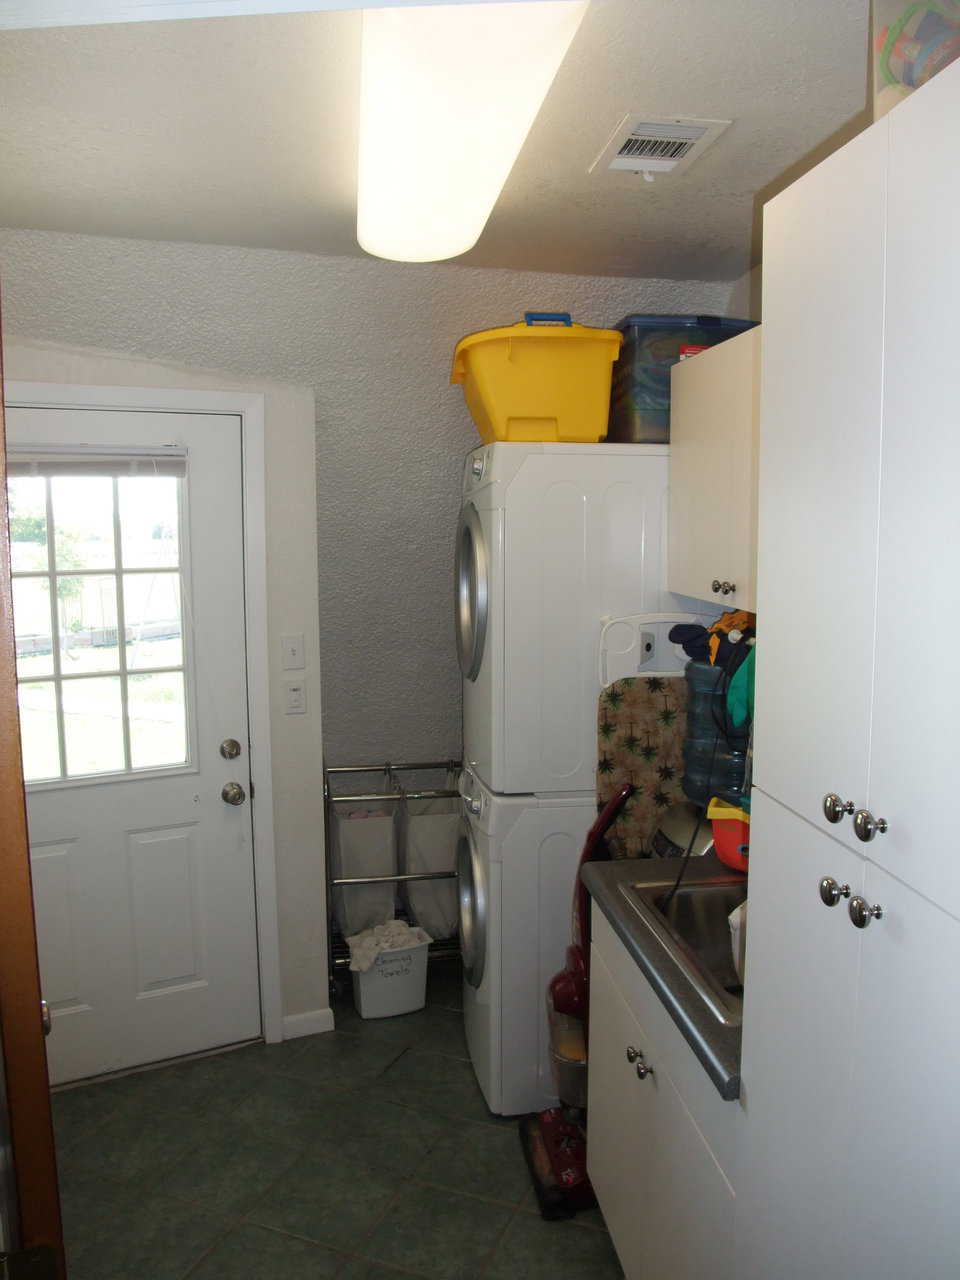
[455,441,675,1115]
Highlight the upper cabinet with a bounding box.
[753,120,888,855]
[668,327,760,611]
[755,59,960,911]
[868,66,960,916]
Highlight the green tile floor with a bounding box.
[53,960,624,1280]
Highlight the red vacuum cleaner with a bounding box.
[519,782,634,1220]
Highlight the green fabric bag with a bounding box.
[727,646,755,731]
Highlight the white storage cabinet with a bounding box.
[587,913,737,1280]
[740,57,960,1280]
[754,59,960,921]
[667,327,761,611]
[739,790,960,1279]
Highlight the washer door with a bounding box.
[457,820,487,989]
[454,502,488,682]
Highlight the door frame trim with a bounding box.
[4,381,283,1044]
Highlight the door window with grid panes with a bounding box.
[7,452,192,784]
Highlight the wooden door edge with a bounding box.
[0,313,66,1272]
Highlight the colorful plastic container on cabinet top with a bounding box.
[873,1,960,118]
[451,312,622,444]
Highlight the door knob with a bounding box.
[720,581,736,596]
[822,793,855,824]
[220,738,242,759]
[853,809,888,842]
[712,580,722,594]
[221,782,247,806]
[849,896,884,929]
[819,876,851,907]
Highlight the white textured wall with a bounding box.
[0,227,735,765]
[727,265,762,321]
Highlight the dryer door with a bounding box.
[457,819,487,988]
[455,502,488,682]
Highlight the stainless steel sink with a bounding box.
[618,875,747,1027]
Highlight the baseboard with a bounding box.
[281,1007,335,1040]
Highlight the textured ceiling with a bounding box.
[0,0,870,280]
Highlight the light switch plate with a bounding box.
[281,633,306,670]
[284,680,307,714]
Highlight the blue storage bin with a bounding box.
[608,314,757,442]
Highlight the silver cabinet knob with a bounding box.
[853,809,888,843]
[626,1046,640,1064]
[636,1060,654,1080]
[849,896,884,929]
[220,738,242,759]
[720,581,736,596]
[819,876,852,907]
[221,782,247,806]
[471,456,484,478]
[712,580,722,594]
[466,796,481,816]
[822,793,855,824]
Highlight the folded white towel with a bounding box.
[346,919,433,973]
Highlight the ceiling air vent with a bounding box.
[590,115,732,179]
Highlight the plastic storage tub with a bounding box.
[451,312,621,444]
[352,937,431,1018]
[608,314,756,442]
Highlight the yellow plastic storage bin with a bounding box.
[451,312,622,444]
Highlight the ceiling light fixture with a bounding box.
[357,0,588,263]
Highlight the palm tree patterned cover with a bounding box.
[596,675,689,857]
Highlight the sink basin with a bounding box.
[618,876,747,1027]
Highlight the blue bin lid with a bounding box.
[615,314,756,334]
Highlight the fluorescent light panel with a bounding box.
[357,0,588,262]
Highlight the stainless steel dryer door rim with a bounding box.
[457,818,487,989]
[455,501,489,682]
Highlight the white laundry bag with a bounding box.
[331,804,398,937]
[401,791,460,940]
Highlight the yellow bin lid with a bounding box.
[451,312,622,384]
[707,797,751,824]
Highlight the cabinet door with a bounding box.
[753,121,888,846]
[588,946,735,1280]
[737,790,863,1279]
[842,863,960,1278]
[668,329,759,610]
[869,64,960,917]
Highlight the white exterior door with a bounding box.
[6,406,261,1084]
